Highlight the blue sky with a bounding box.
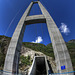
[0,0,75,45]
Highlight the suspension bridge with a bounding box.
[0,0,74,75]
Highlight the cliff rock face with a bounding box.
[21,46,57,73]
[21,46,45,59]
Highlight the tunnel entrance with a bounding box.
[35,57,47,75]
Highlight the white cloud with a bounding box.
[32,36,43,43]
[59,23,70,35]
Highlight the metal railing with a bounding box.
[50,71,75,75]
[0,70,28,75]
[0,70,75,75]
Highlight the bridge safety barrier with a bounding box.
[0,70,75,75]
[49,71,75,75]
[0,70,28,75]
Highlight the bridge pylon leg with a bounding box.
[38,1,73,75]
[3,2,33,75]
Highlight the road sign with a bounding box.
[61,65,66,70]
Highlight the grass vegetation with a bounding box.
[23,42,54,58]
[19,55,31,70]
[66,43,75,70]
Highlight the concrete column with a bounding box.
[38,1,73,75]
[3,2,33,75]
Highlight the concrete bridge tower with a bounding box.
[3,1,73,75]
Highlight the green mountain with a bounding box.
[0,35,75,70]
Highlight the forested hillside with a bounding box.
[0,35,75,70]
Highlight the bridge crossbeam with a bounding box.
[25,15,46,25]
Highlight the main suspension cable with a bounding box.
[0,0,31,48]
[4,0,31,36]
[4,9,21,36]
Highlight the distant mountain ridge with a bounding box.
[68,39,75,43]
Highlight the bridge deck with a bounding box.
[25,15,46,25]
[28,56,49,75]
